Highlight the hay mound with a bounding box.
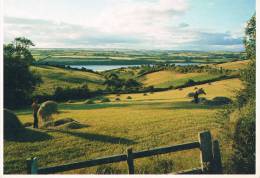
[58,121,87,130]
[38,100,58,122]
[42,118,87,130]
[4,109,24,139]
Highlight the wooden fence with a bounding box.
[26,130,222,174]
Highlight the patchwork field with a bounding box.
[5,78,242,174]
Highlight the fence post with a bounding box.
[212,140,223,174]
[198,131,213,173]
[26,157,38,174]
[127,148,135,174]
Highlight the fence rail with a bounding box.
[26,130,222,174]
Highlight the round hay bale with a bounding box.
[38,101,58,123]
[115,98,121,101]
[4,109,24,139]
[126,96,132,99]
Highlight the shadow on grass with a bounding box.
[4,128,53,142]
[44,128,136,145]
[131,101,222,110]
[59,103,130,111]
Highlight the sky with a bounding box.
[3,0,255,51]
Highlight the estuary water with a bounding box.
[68,63,201,71]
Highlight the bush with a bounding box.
[231,100,255,173]
[187,92,195,98]
[100,97,111,103]
[4,109,24,139]
[185,79,196,86]
[38,101,58,122]
[210,97,232,105]
[143,93,148,96]
[85,100,95,104]
[115,98,121,101]
[126,96,132,99]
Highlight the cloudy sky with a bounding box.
[4,0,255,51]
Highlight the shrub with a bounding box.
[231,100,255,173]
[143,93,148,96]
[187,92,195,98]
[101,97,111,103]
[85,100,95,104]
[115,98,121,101]
[126,96,132,99]
[211,97,232,105]
[4,109,24,139]
[185,79,196,86]
[38,101,58,122]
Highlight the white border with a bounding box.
[0,0,259,178]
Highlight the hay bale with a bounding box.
[126,96,132,99]
[54,118,75,126]
[4,109,24,139]
[38,100,58,123]
[58,121,87,130]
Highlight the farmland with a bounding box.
[31,49,246,65]
[5,77,243,174]
[4,49,247,174]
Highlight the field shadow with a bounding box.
[59,103,130,111]
[45,128,136,145]
[133,101,221,110]
[4,128,53,142]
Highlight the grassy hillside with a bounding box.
[31,66,105,95]
[213,60,250,70]
[138,70,223,88]
[5,78,242,174]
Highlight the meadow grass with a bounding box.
[4,78,242,174]
[138,70,222,88]
[31,66,105,95]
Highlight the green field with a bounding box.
[5,78,243,174]
[31,66,105,95]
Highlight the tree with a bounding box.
[4,37,41,109]
[229,14,256,174]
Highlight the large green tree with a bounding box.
[230,14,256,174]
[4,37,41,109]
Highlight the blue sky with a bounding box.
[4,0,255,51]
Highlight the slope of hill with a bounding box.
[211,60,250,70]
[7,78,242,174]
[138,70,223,88]
[31,66,106,95]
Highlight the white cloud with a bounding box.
[3,0,244,51]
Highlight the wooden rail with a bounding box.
[26,131,222,174]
